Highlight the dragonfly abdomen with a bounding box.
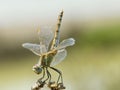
[51,11,64,49]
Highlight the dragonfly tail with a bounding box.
[50,10,64,50]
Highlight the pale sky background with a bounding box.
[0,0,120,26]
[0,0,120,42]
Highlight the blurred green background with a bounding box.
[0,0,120,90]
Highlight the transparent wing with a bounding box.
[50,49,67,66]
[56,38,75,50]
[38,27,54,51]
[22,43,47,56]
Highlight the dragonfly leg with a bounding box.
[50,67,63,84]
[43,67,50,82]
[46,68,52,83]
[34,67,50,89]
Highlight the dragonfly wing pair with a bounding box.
[23,27,54,55]
[50,49,67,66]
[38,27,54,51]
[50,38,75,66]
[22,43,41,56]
[22,28,75,66]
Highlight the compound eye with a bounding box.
[32,65,42,74]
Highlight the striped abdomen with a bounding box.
[50,10,64,50]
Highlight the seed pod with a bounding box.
[48,81,55,88]
[57,83,66,89]
[31,82,40,90]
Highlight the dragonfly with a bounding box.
[22,11,75,90]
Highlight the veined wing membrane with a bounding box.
[38,27,54,51]
[50,49,67,66]
[22,43,45,56]
[56,38,75,50]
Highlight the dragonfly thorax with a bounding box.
[41,50,57,67]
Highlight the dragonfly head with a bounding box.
[32,64,42,74]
